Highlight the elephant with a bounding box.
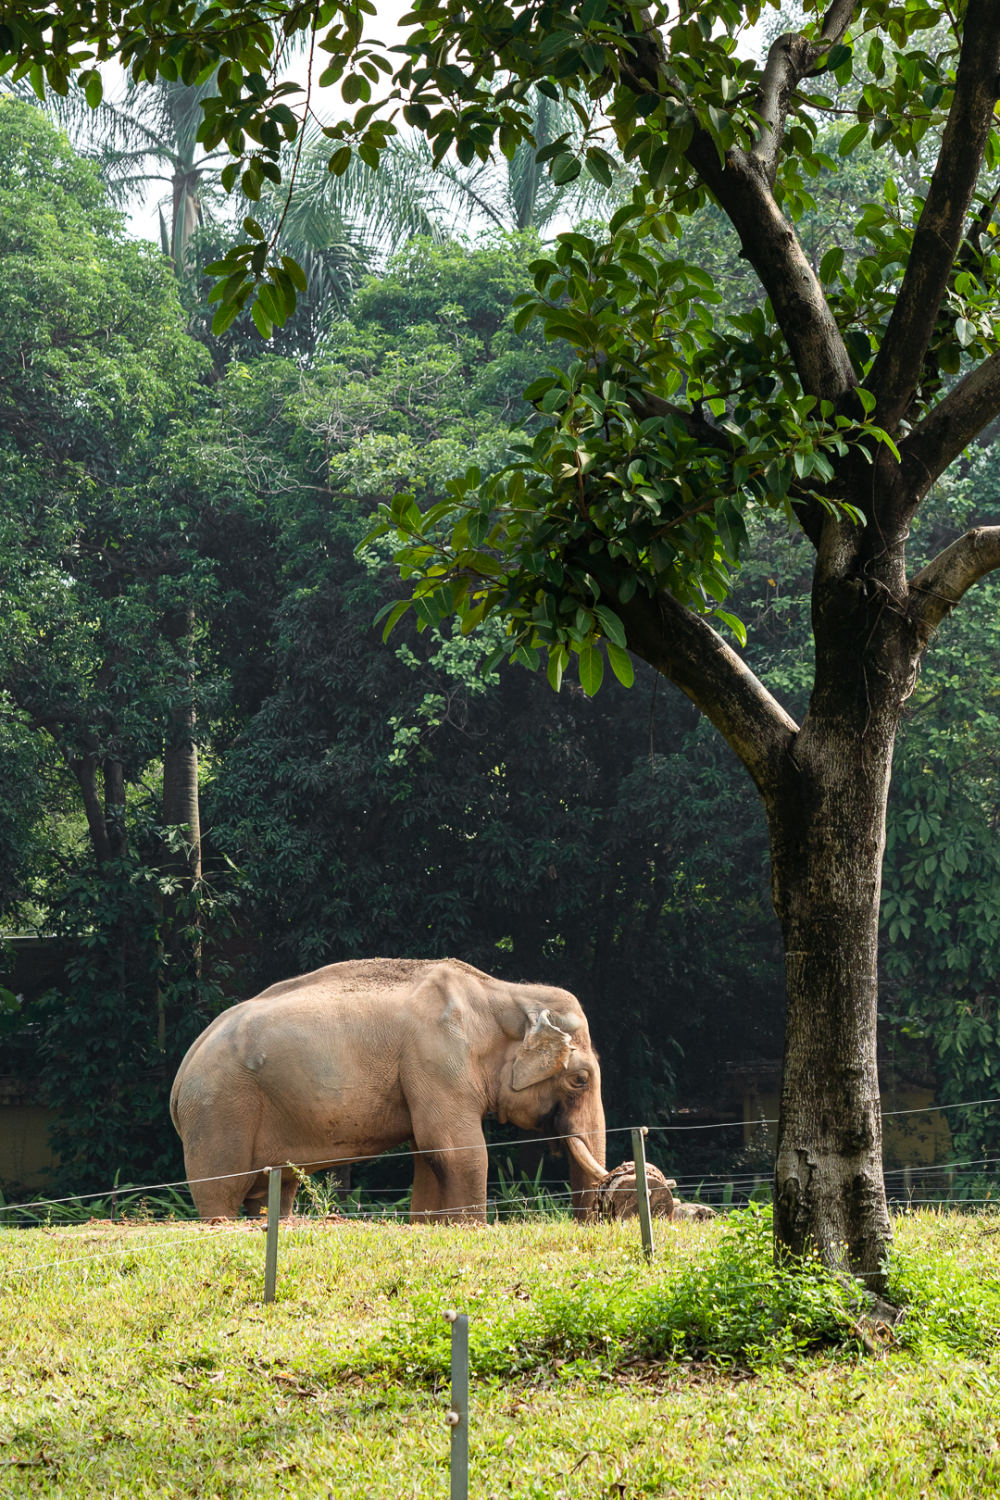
[170,956,607,1222]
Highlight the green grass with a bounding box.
[2,1209,1000,1496]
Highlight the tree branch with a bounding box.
[866,0,1000,430]
[900,349,1000,497]
[905,346,1000,498]
[617,6,856,400]
[69,752,112,865]
[616,587,799,799]
[908,525,1000,645]
[751,0,855,187]
[630,391,735,450]
[679,65,856,401]
[632,396,825,547]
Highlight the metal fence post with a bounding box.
[442,1309,469,1500]
[264,1166,281,1303]
[631,1126,655,1262]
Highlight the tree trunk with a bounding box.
[768,727,895,1287]
[162,735,201,880]
[104,757,127,862]
[71,751,112,865]
[161,607,201,883]
[158,607,202,1058]
[767,524,917,1290]
[617,505,927,1288]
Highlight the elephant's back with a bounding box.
[252,955,491,1004]
[171,956,495,1121]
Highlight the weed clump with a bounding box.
[357,1206,861,1380]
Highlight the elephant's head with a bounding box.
[496,1001,607,1219]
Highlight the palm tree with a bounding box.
[42,73,228,271]
[424,89,625,235]
[274,88,629,267]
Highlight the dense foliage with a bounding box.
[2,95,1000,1202]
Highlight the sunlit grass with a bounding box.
[1,1211,1000,1496]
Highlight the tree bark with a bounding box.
[161,606,201,883]
[158,606,202,1058]
[104,758,127,862]
[767,715,897,1282]
[70,751,112,866]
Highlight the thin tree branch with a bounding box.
[752,0,855,187]
[629,392,734,450]
[866,0,1000,430]
[615,586,799,799]
[900,348,1000,497]
[69,752,112,865]
[908,524,1000,644]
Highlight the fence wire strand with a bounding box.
[2,1090,998,1224]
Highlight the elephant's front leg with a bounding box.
[410,1119,489,1224]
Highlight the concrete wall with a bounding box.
[0,1078,57,1192]
[742,1084,953,1168]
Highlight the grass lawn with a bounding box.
[2,1209,1000,1497]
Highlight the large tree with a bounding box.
[369,0,1000,1293]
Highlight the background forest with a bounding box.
[1,50,999,1201]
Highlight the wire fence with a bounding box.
[1,1092,998,1231]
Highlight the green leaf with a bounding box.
[547,648,565,693]
[82,70,103,109]
[584,149,613,188]
[594,605,626,648]
[839,122,868,156]
[342,73,370,104]
[714,610,747,648]
[467,512,490,546]
[578,644,604,696]
[818,246,844,283]
[955,316,975,348]
[606,642,634,687]
[250,299,273,339]
[551,153,582,185]
[378,600,411,642]
[281,256,308,293]
[211,299,242,335]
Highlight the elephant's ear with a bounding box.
[511,1010,574,1091]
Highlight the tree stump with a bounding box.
[591,1160,675,1222]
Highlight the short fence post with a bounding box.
[264,1166,281,1304]
[631,1126,654,1263]
[442,1309,469,1500]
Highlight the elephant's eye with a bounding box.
[570,1071,589,1089]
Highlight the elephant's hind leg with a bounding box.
[241,1167,299,1218]
[184,1149,258,1220]
[410,1147,443,1224]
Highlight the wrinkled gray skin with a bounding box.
[170,957,607,1222]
